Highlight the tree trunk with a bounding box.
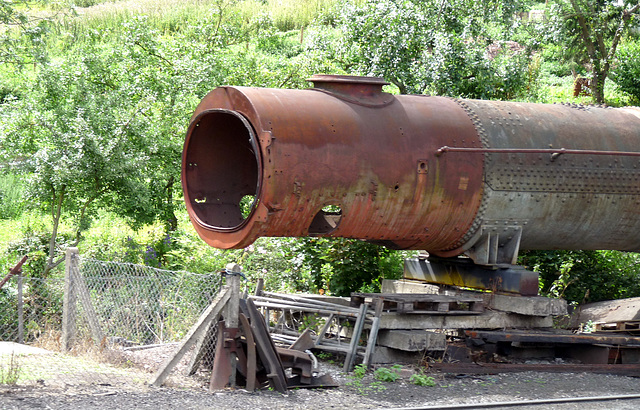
[44,187,65,278]
[164,175,178,231]
[591,70,606,105]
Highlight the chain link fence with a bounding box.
[0,251,223,389]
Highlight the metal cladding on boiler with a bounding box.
[182,75,640,266]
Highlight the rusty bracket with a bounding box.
[0,255,28,290]
[276,347,314,384]
[210,322,244,390]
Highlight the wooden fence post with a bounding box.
[151,286,231,387]
[220,266,241,388]
[17,274,23,344]
[62,247,79,351]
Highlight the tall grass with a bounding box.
[237,0,339,31]
[60,0,340,38]
[0,173,25,220]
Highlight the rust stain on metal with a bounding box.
[182,75,640,263]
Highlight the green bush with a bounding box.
[519,250,640,304]
[410,373,436,386]
[373,365,401,382]
[294,238,409,297]
[611,41,640,103]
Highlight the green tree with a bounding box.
[548,0,640,104]
[610,39,640,103]
[337,0,533,98]
[294,238,406,296]
[1,19,188,276]
[0,0,60,66]
[519,250,640,304]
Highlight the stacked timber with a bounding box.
[348,279,568,364]
[253,280,568,368]
[253,281,640,371]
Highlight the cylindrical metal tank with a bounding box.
[182,75,640,265]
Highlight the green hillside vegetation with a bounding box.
[1,0,640,310]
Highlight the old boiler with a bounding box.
[181,75,640,295]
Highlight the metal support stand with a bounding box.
[404,256,539,296]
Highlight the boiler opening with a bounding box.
[309,205,343,235]
[184,109,260,231]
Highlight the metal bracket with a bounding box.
[465,225,522,266]
[403,257,539,296]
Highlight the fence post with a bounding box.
[62,247,79,351]
[221,267,241,388]
[18,273,23,344]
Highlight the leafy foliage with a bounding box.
[611,40,640,102]
[0,0,57,66]
[294,238,407,296]
[410,373,436,386]
[519,250,640,304]
[373,365,402,382]
[0,173,25,219]
[337,0,536,99]
[1,0,640,310]
[546,0,640,103]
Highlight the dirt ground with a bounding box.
[2,360,640,410]
[3,341,640,409]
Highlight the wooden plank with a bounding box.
[352,292,483,303]
[465,329,640,346]
[185,320,216,376]
[595,321,640,333]
[255,278,264,296]
[382,280,567,316]
[150,286,231,387]
[351,292,486,315]
[379,311,553,330]
[222,274,240,388]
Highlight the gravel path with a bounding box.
[3,363,640,409]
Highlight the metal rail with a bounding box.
[391,393,640,409]
[435,146,640,158]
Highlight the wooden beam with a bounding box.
[150,286,231,387]
[62,248,78,351]
[379,311,553,330]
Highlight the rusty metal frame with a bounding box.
[435,146,640,157]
